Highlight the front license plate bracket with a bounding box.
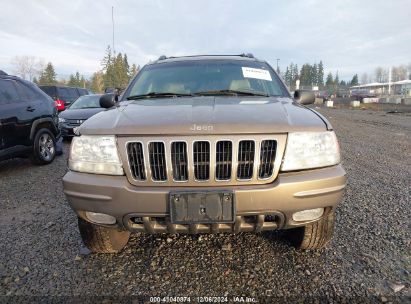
[170,191,235,224]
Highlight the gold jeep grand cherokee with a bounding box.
[63,54,346,253]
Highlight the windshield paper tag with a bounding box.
[242,67,272,81]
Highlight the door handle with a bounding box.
[26,106,35,112]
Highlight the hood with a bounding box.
[59,108,105,120]
[79,96,329,135]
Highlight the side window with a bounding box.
[0,80,20,104]
[70,88,80,98]
[79,88,88,95]
[58,87,69,100]
[18,82,48,102]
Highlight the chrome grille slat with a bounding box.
[124,136,283,185]
[258,140,277,179]
[127,142,146,181]
[171,142,188,181]
[216,141,232,180]
[193,141,210,181]
[148,142,167,181]
[237,140,255,180]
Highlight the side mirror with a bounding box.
[294,90,315,105]
[99,94,116,108]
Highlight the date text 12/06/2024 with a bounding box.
[149,296,257,303]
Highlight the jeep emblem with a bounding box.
[190,124,213,131]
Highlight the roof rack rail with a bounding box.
[240,53,254,58]
[158,55,167,60]
[0,70,8,76]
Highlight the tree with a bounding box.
[299,64,312,87]
[129,63,140,79]
[101,45,115,88]
[317,61,324,87]
[10,56,45,81]
[90,71,104,93]
[375,67,384,83]
[38,62,57,85]
[340,80,347,86]
[312,63,318,87]
[392,65,407,81]
[325,72,334,91]
[334,72,339,88]
[350,74,359,86]
[360,73,368,84]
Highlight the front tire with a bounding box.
[78,217,130,253]
[285,211,335,250]
[30,128,56,165]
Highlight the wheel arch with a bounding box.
[30,118,59,141]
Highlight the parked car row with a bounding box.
[0,70,104,165]
[39,85,91,111]
[0,71,60,164]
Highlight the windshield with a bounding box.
[69,95,101,109]
[125,59,289,99]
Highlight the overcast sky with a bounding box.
[1,0,410,80]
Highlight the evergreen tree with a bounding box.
[129,64,140,79]
[300,64,312,87]
[317,61,324,87]
[38,62,57,85]
[101,45,115,88]
[350,74,359,86]
[312,63,318,86]
[325,72,334,91]
[334,72,339,86]
[284,66,291,87]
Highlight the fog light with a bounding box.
[85,212,116,225]
[292,208,324,222]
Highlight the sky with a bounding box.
[1,0,410,81]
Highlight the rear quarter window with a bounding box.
[0,80,21,104]
[19,82,51,102]
[57,87,69,100]
[39,86,57,97]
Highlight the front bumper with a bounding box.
[63,165,346,233]
[61,125,76,137]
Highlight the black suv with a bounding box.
[39,85,90,111]
[0,71,60,164]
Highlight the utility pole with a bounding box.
[276,58,280,74]
[112,6,116,88]
[112,6,115,57]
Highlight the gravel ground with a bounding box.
[0,107,410,302]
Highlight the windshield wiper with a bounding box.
[126,92,194,100]
[194,89,270,97]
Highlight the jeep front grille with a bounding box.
[258,140,277,179]
[215,141,232,180]
[171,142,188,181]
[193,141,210,181]
[148,142,167,181]
[237,140,255,180]
[127,142,146,181]
[122,135,285,186]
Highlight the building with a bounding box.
[350,80,411,96]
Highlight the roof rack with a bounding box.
[157,54,255,62]
[0,70,8,76]
[240,53,254,58]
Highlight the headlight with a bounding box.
[281,131,340,171]
[69,135,124,175]
[58,117,66,123]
